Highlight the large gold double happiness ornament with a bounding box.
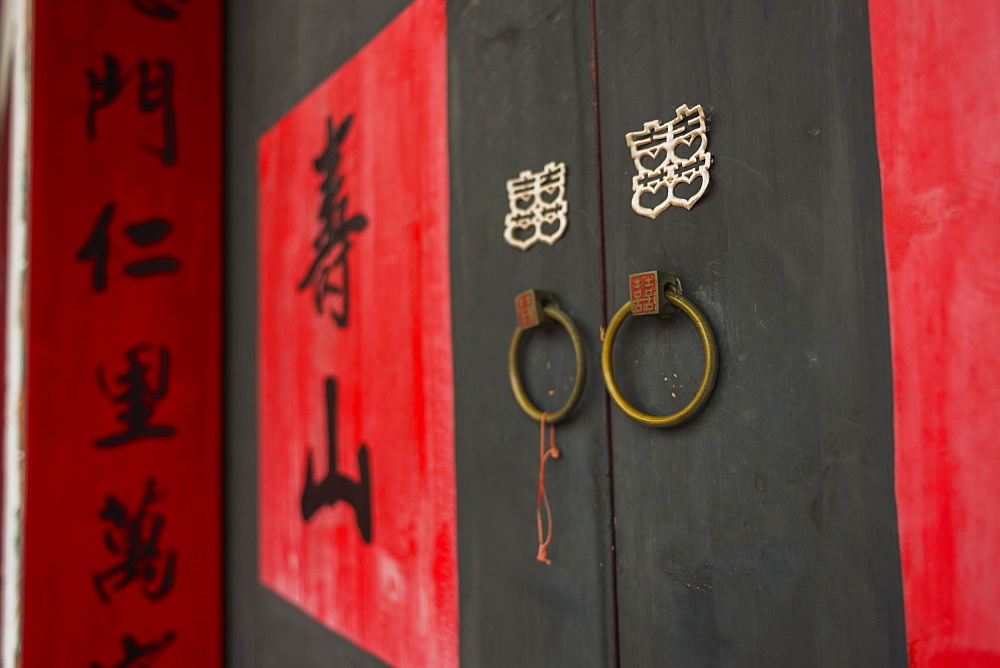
[625,104,711,218]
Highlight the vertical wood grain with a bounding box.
[447,0,618,665]
[594,1,907,664]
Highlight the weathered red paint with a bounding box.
[257,0,456,665]
[22,2,222,665]
[868,0,1000,664]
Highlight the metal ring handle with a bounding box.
[601,293,718,427]
[508,304,586,423]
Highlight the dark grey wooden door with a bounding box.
[449,0,617,665]
[592,0,907,665]
[227,0,907,666]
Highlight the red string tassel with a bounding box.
[536,412,560,564]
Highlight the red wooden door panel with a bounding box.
[257,1,457,665]
[870,0,1000,663]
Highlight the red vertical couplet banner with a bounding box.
[869,0,1000,665]
[23,2,222,666]
[257,0,456,665]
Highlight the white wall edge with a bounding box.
[2,0,30,665]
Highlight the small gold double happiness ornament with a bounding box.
[503,162,569,250]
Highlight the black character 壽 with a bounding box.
[298,115,368,327]
[91,631,175,668]
[77,202,180,292]
[301,377,372,542]
[96,344,175,447]
[86,54,177,165]
[93,478,177,602]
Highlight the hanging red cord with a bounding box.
[536,411,561,564]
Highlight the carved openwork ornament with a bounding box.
[503,161,568,251]
[625,104,711,218]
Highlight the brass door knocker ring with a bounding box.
[509,290,586,423]
[601,271,718,427]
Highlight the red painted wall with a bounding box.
[22,2,222,665]
[869,0,1000,664]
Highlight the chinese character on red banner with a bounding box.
[257,1,457,666]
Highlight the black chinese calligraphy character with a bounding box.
[137,60,176,164]
[77,202,180,292]
[78,203,114,292]
[93,478,177,603]
[301,377,372,543]
[132,0,188,20]
[298,115,368,327]
[85,55,177,165]
[96,344,175,447]
[91,631,175,668]
[86,54,127,139]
